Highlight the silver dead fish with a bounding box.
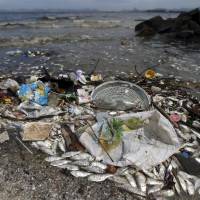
[62,151,81,158]
[88,174,113,182]
[146,178,163,186]
[71,152,94,161]
[108,176,128,185]
[51,159,72,166]
[70,170,92,178]
[147,185,163,194]
[142,169,158,180]
[186,180,195,196]
[174,178,181,195]
[158,164,166,178]
[177,174,187,192]
[45,156,63,162]
[81,166,105,174]
[90,161,107,170]
[57,164,79,171]
[135,172,147,193]
[155,189,175,197]
[72,160,90,167]
[116,183,146,197]
[124,171,137,188]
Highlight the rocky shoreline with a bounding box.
[135,8,200,40]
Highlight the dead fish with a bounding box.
[158,164,166,178]
[62,151,81,158]
[51,159,71,166]
[135,172,147,193]
[116,183,146,197]
[45,156,63,162]
[71,152,94,161]
[170,159,180,169]
[58,138,66,153]
[195,179,200,190]
[178,171,198,181]
[152,167,160,177]
[146,178,163,186]
[72,160,90,167]
[156,189,175,197]
[124,171,137,188]
[70,170,91,178]
[108,176,128,185]
[177,174,187,192]
[147,185,163,194]
[195,157,200,163]
[142,169,158,180]
[186,180,195,196]
[81,166,105,174]
[57,164,79,171]
[88,174,113,182]
[90,161,107,170]
[115,167,129,175]
[174,178,181,195]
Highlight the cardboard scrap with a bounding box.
[23,122,52,141]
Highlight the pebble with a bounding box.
[151,86,161,93]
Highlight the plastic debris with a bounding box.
[18,81,50,106]
[169,113,181,123]
[144,69,156,79]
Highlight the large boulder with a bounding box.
[136,24,156,36]
[135,8,200,40]
[135,16,164,35]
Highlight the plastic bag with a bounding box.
[79,110,181,170]
[18,81,50,106]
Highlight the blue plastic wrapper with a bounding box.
[18,81,50,106]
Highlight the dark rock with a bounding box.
[176,30,194,39]
[158,18,174,34]
[135,16,164,33]
[188,20,200,34]
[136,24,156,36]
[135,8,200,40]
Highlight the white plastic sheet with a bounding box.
[79,110,181,170]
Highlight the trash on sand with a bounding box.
[79,110,180,170]
[1,68,200,199]
[91,81,150,111]
[18,81,50,106]
[77,89,91,104]
[144,69,156,79]
[0,78,19,93]
[170,113,181,123]
[22,122,53,141]
[90,74,103,82]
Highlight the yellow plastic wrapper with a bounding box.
[90,74,103,82]
[144,69,156,79]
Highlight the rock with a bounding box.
[151,86,161,93]
[0,131,9,143]
[135,8,200,40]
[23,122,53,141]
[136,24,156,36]
[135,16,164,31]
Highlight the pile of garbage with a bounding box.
[0,67,200,199]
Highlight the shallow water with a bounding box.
[0,11,200,82]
